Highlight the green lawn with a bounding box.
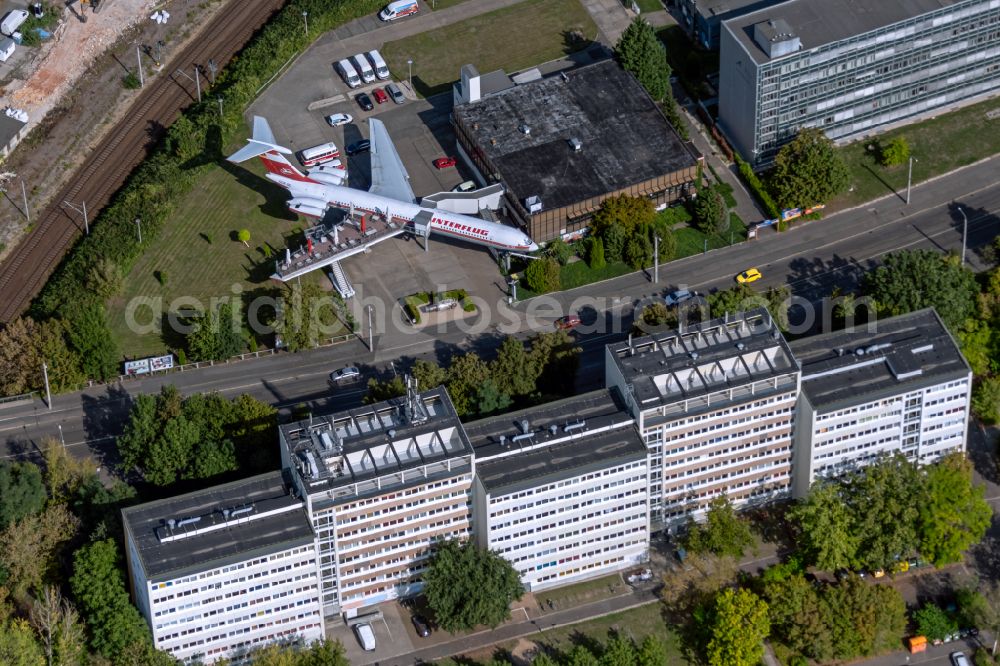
[829,96,1000,212]
[426,0,472,9]
[380,0,599,97]
[560,259,633,290]
[106,156,339,358]
[673,213,746,259]
[635,0,664,12]
[541,573,628,610]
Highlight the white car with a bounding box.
[325,113,353,127]
[951,652,970,666]
[330,366,360,383]
[354,623,376,651]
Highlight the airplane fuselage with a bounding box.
[268,173,539,252]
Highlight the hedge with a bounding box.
[734,154,780,220]
[32,0,385,321]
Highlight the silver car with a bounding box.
[330,366,361,383]
[386,82,405,104]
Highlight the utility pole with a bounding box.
[217,95,224,117]
[20,178,28,222]
[135,217,143,244]
[407,58,413,91]
[63,200,88,235]
[42,361,51,410]
[135,44,144,87]
[906,156,916,205]
[653,235,660,284]
[207,59,217,84]
[175,66,201,102]
[959,206,968,266]
[366,305,374,351]
[703,238,708,254]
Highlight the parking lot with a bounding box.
[331,601,428,665]
[247,7,509,329]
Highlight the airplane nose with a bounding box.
[528,242,540,252]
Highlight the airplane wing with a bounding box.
[367,118,416,204]
[227,116,293,163]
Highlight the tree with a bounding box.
[476,379,512,415]
[0,504,79,599]
[278,281,338,352]
[624,231,653,270]
[764,285,791,332]
[0,461,46,530]
[615,17,671,101]
[186,302,246,361]
[447,352,491,417]
[763,573,832,660]
[524,257,561,294]
[587,236,606,269]
[914,603,959,642]
[965,582,1000,655]
[846,454,920,571]
[64,303,120,382]
[705,588,770,666]
[821,576,907,658]
[918,453,992,566]
[527,329,581,396]
[238,228,251,246]
[30,586,86,666]
[694,186,727,235]
[684,494,755,559]
[546,237,572,265]
[706,284,758,319]
[0,317,44,395]
[86,257,125,299]
[37,319,84,393]
[791,481,858,571]
[42,437,94,504]
[638,302,678,331]
[602,224,628,263]
[423,539,523,632]
[972,377,1000,424]
[69,539,151,659]
[770,128,850,209]
[637,635,668,666]
[601,632,639,666]
[591,194,656,236]
[491,337,538,398]
[364,375,406,403]
[863,250,977,331]
[0,618,45,666]
[878,137,910,168]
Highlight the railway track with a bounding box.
[0,0,288,323]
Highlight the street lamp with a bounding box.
[407,58,413,91]
[958,206,968,266]
[906,156,918,205]
[135,217,143,244]
[302,11,308,36]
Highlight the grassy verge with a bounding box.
[540,573,628,610]
[666,209,746,260]
[380,0,599,97]
[426,0,472,9]
[106,153,331,358]
[635,0,663,12]
[829,96,1000,211]
[560,259,633,290]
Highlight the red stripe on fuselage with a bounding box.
[260,152,319,184]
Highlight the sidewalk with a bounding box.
[577,0,635,44]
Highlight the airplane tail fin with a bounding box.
[226,116,293,163]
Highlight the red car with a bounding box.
[372,87,389,104]
[555,315,581,330]
[433,156,457,169]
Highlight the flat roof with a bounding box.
[280,385,474,496]
[695,0,782,21]
[790,308,971,412]
[609,308,799,409]
[122,471,313,581]
[466,389,646,495]
[453,59,697,213]
[724,0,965,64]
[0,112,25,146]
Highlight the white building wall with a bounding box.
[485,459,650,591]
[804,376,971,489]
[147,543,323,665]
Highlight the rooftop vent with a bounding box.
[167,518,176,529]
[524,195,543,213]
[736,342,745,350]
[387,428,396,440]
[568,137,582,152]
[512,432,534,444]
[176,516,201,528]
[231,506,252,518]
[690,351,699,360]
[855,347,866,356]
[561,71,569,82]
[549,424,558,435]
[564,420,586,433]
[519,124,531,135]
[499,434,507,447]
[520,419,531,434]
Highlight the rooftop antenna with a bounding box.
[520,419,530,434]
[560,71,569,82]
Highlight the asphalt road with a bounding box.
[3,152,1000,465]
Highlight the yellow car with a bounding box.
[736,268,762,284]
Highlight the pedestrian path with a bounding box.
[577,0,636,44]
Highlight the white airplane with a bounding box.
[227,116,539,253]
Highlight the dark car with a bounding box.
[355,92,374,111]
[411,614,431,638]
[346,139,371,156]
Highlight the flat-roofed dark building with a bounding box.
[453,59,701,242]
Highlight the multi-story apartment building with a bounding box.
[606,309,800,531]
[718,0,1000,165]
[790,309,972,497]
[676,0,782,50]
[122,472,323,665]
[467,390,650,591]
[278,384,475,618]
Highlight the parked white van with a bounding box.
[336,58,361,88]
[378,0,418,21]
[366,50,390,80]
[352,53,376,84]
[0,10,28,38]
[354,623,376,651]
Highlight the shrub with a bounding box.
[735,154,780,219]
[545,237,572,265]
[972,377,1000,424]
[879,137,910,167]
[154,270,167,285]
[122,72,140,89]
[624,232,652,270]
[694,186,728,234]
[404,302,421,325]
[602,224,628,263]
[524,258,561,294]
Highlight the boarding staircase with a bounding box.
[328,261,355,299]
